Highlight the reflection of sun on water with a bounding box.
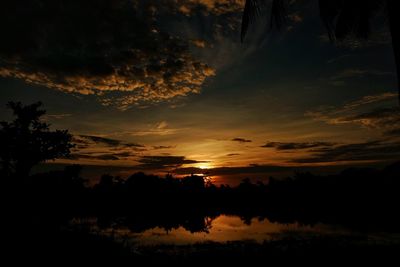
[129,215,334,245]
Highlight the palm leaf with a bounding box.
[241,0,262,42]
[241,0,290,42]
[319,0,385,41]
[269,0,289,30]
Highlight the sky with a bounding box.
[1,0,400,185]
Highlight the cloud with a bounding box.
[76,135,122,147]
[343,92,397,109]
[129,121,179,136]
[306,92,400,136]
[226,153,240,156]
[262,141,336,150]
[331,69,392,80]
[113,152,134,158]
[348,108,400,129]
[69,153,120,161]
[191,39,207,48]
[386,128,400,137]
[327,54,351,64]
[43,113,72,120]
[136,155,207,169]
[175,0,244,16]
[124,143,147,149]
[0,0,215,109]
[291,140,400,164]
[68,149,137,161]
[288,13,303,23]
[75,135,144,148]
[328,69,393,86]
[152,145,175,150]
[173,164,293,176]
[68,135,146,163]
[231,137,252,143]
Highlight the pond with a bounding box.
[70,215,352,246]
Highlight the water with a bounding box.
[70,215,350,246]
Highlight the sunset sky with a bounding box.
[1,0,399,185]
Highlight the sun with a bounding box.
[197,163,212,170]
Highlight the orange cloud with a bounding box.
[306,92,400,135]
[177,0,245,15]
[0,0,215,110]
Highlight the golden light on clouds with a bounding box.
[0,0,218,110]
[177,0,245,15]
[2,0,397,187]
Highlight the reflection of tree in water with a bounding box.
[95,214,216,234]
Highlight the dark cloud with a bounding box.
[69,150,135,161]
[43,113,72,120]
[350,108,400,129]
[331,68,392,81]
[292,140,400,164]
[152,145,175,150]
[226,153,240,156]
[123,142,146,148]
[69,135,143,162]
[0,0,214,109]
[262,141,336,150]
[314,107,400,135]
[174,164,293,176]
[77,135,121,147]
[69,153,120,161]
[136,155,207,169]
[330,67,390,83]
[231,137,252,143]
[385,128,400,136]
[307,92,400,137]
[94,154,121,161]
[113,152,133,158]
[75,135,144,148]
[343,93,397,109]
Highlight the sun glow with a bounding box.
[197,162,212,170]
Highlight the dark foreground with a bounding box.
[3,153,400,265]
[4,162,400,266]
[7,224,400,266]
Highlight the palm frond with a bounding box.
[319,0,385,42]
[241,0,262,42]
[270,0,289,30]
[319,0,342,41]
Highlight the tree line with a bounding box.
[1,102,399,233]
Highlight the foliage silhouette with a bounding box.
[0,101,73,180]
[20,162,400,234]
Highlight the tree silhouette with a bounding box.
[241,0,399,101]
[0,102,73,179]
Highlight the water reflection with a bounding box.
[71,215,348,245]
